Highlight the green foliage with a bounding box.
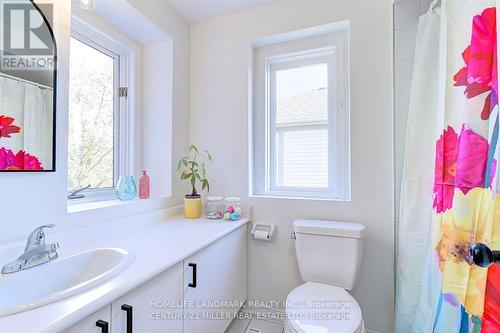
[177,145,213,196]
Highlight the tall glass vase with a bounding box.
[116,176,137,201]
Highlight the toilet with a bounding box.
[285,219,367,333]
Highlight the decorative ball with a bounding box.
[235,207,242,215]
[224,212,231,220]
[231,212,239,220]
[216,210,224,218]
[227,206,235,214]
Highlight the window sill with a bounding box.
[67,197,173,215]
[249,193,351,202]
[67,198,143,214]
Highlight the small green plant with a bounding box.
[177,145,213,197]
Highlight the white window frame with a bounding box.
[267,49,335,195]
[251,27,350,200]
[68,17,136,203]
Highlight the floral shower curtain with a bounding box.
[396,0,500,332]
[0,76,52,170]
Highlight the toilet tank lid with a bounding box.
[293,219,366,238]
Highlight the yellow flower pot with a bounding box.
[184,196,201,219]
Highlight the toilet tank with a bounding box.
[293,219,366,290]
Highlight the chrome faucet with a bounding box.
[2,225,59,274]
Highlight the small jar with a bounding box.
[206,196,223,219]
[224,197,241,220]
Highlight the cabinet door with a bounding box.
[111,262,184,333]
[66,305,111,333]
[184,225,247,333]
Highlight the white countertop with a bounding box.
[0,209,249,333]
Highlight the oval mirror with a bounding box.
[0,0,56,171]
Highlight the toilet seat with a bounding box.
[284,282,364,333]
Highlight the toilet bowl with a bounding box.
[288,219,367,333]
[284,282,365,333]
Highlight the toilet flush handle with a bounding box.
[291,231,296,240]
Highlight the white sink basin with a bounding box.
[0,248,133,317]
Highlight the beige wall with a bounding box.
[190,1,394,332]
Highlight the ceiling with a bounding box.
[163,0,279,24]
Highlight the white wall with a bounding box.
[0,0,71,243]
[394,0,430,243]
[189,1,394,332]
[0,0,190,243]
[143,41,174,198]
[128,0,192,197]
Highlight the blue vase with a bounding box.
[116,176,137,200]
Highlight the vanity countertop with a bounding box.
[0,209,249,333]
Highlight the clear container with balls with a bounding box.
[224,197,242,221]
[206,196,224,219]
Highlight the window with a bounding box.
[251,25,350,200]
[270,58,330,189]
[68,18,135,200]
[68,37,117,190]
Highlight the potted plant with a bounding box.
[177,145,213,219]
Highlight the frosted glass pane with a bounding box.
[68,37,114,190]
[277,128,329,188]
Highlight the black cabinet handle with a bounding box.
[121,304,133,333]
[188,262,197,288]
[95,320,109,333]
[470,243,500,268]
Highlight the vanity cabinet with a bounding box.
[66,306,111,333]
[111,262,184,333]
[184,225,247,333]
[65,225,247,333]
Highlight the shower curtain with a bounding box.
[0,76,53,169]
[395,0,500,332]
[23,84,53,168]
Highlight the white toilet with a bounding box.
[285,219,367,333]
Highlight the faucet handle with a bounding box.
[25,224,56,252]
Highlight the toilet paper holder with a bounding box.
[251,223,276,242]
